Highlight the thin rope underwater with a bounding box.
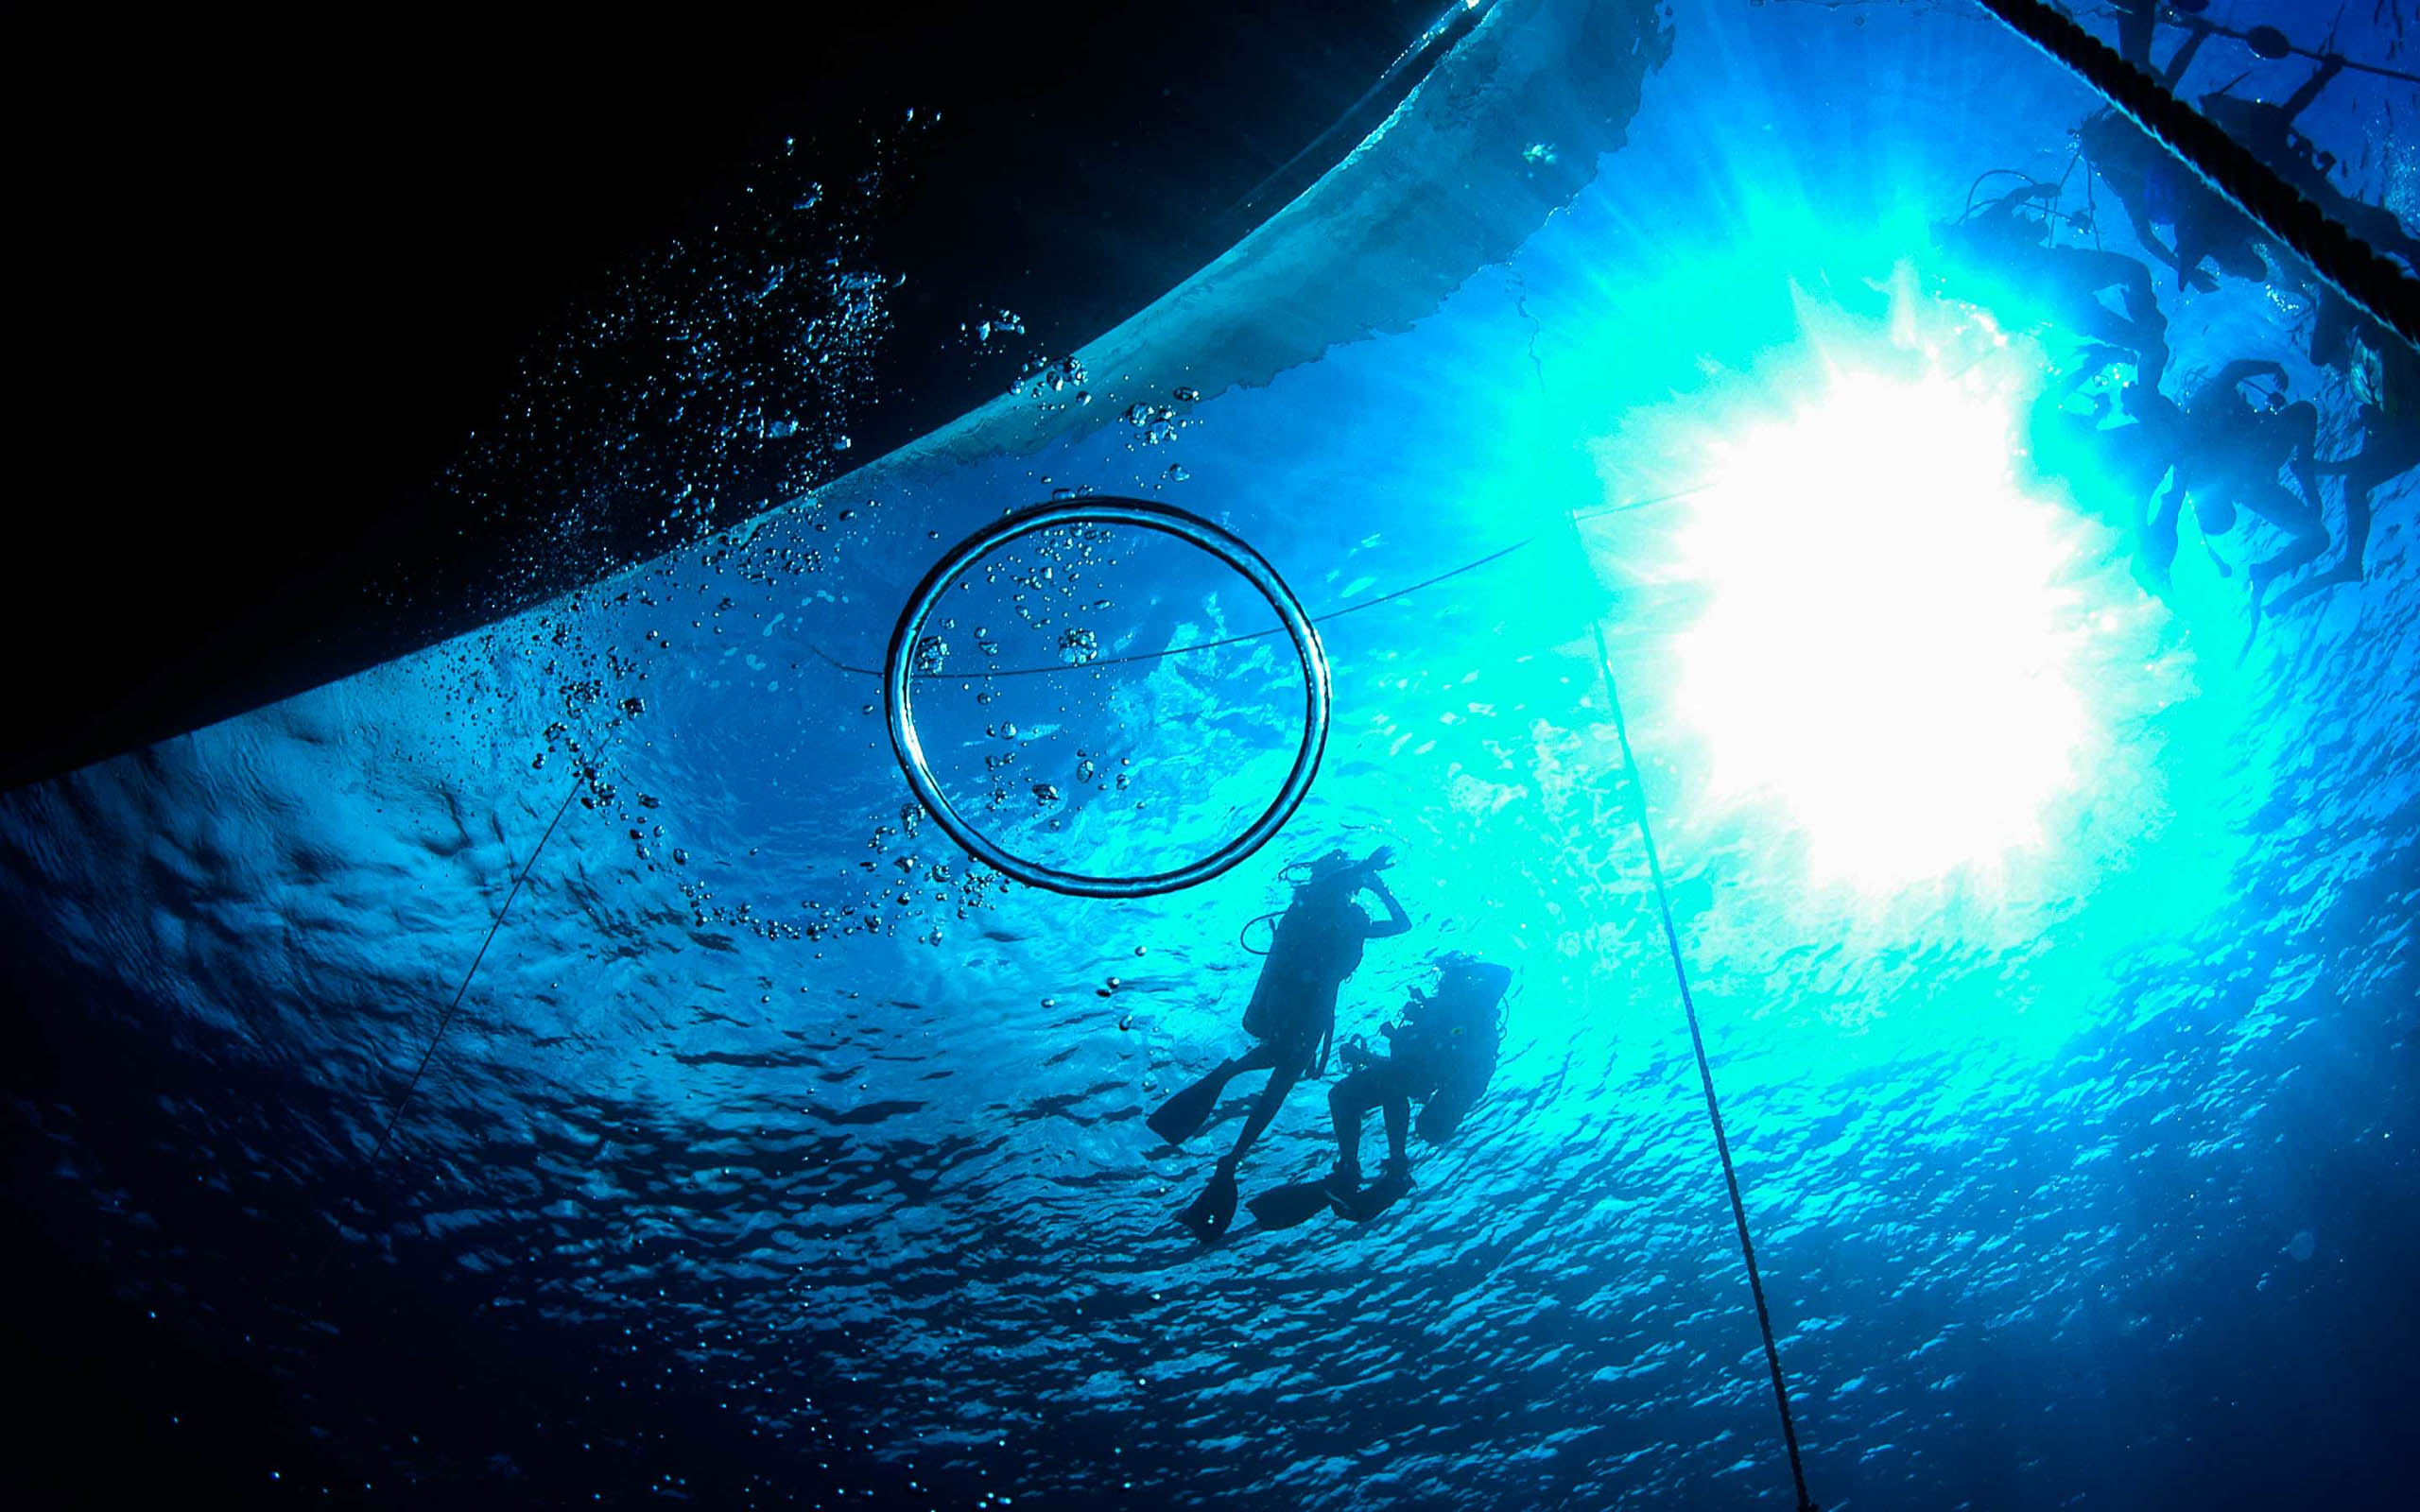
[815,538,1533,681]
[1584,613,1822,1512]
[1510,261,1821,1509]
[358,776,584,1173]
[812,480,1712,684]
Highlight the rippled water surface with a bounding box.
[6,2,2416,1508]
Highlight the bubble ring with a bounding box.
[883,498,1331,899]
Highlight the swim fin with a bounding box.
[1246,1177,1341,1232]
[1336,1164,1412,1224]
[1176,1161,1238,1243]
[1147,1069,1230,1147]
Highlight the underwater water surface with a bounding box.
[5,2,2416,1508]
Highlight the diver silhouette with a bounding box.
[2075,21,2266,295]
[2270,306,2420,612]
[1149,847,1410,1242]
[2026,346,2183,547]
[1248,954,1512,1230]
[2135,360,2330,633]
[1934,182,2171,388]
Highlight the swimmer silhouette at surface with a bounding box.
[1249,955,1512,1231]
[2200,55,2420,280]
[1149,847,1410,1243]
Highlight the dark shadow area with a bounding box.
[16,2,1454,791]
[0,910,1169,1506]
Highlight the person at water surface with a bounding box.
[1149,847,1411,1243]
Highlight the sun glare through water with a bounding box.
[1673,365,2100,890]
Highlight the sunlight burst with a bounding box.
[1675,369,2094,887]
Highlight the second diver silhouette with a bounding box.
[1149,848,1410,1242]
[1249,954,1512,1230]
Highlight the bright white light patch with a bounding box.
[1674,372,2092,887]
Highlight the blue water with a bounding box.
[5,2,2416,1507]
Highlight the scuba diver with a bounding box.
[2139,359,2330,617]
[1933,180,2171,388]
[2028,342,2181,539]
[1148,847,1411,1242]
[2269,308,2420,612]
[2078,109,2269,294]
[1248,955,1512,1230]
[2025,349,2231,591]
[2107,376,2204,585]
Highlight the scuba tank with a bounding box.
[1412,957,1511,1143]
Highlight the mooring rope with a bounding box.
[1503,253,1820,1507]
[315,775,583,1280]
[357,776,584,1172]
[1583,615,1821,1512]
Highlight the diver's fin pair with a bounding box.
[1176,1161,1238,1243]
[1248,1163,1412,1231]
[1147,1068,1231,1146]
[1334,1165,1412,1224]
[1246,1175,1344,1232]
